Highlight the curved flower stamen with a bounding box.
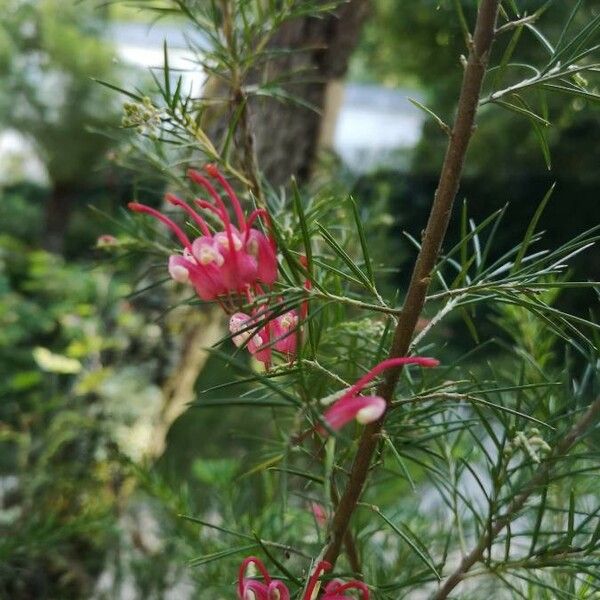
[205,163,247,233]
[303,560,331,600]
[322,579,370,599]
[128,202,193,252]
[165,193,211,236]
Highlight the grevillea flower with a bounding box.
[229,308,299,366]
[128,165,277,303]
[322,357,439,433]
[238,556,290,600]
[237,557,369,600]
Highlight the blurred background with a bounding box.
[0,0,598,598]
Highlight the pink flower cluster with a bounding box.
[238,556,369,600]
[129,165,277,303]
[129,165,298,366]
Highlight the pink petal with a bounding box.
[169,254,226,300]
[240,580,271,600]
[214,230,258,291]
[323,396,386,432]
[168,255,191,284]
[229,313,271,365]
[237,556,290,600]
[272,310,298,356]
[191,237,224,268]
[246,229,278,286]
[268,581,290,600]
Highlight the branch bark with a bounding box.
[432,395,600,599]
[322,0,501,568]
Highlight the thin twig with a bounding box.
[432,396,600,599]
[495,12,543,36]
[321,0,501,568]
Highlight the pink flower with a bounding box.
[229,311,272,365]
[322,357,439,433]
[229,308,299,365]
[237,557,369,600]
[238,556,290,600]
[128,165,277,303]
[271,310,299,356]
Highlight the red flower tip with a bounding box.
[164,193,179,205]
[318,560,332,572]
[204,163,220,177]
[128,202,144,212]
[186,168,202,183]
[416,357,440,367]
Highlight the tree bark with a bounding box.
[43,182,74,254]
[147,307,224,459]
[250,0,370,186]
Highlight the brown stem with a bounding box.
[44,182,75,254]
[322,0,501,568]
[330,482,362,574]
[236,87,265,206]
[219,0,265,205]
[432,395,600,599]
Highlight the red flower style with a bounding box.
[128,164,277,303]
[237,556,369,600]
[322,357,440,433]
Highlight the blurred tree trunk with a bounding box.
[204,0,370,186]
[43,182,74,254]
[250,0,370,185]
[146,307,224,460]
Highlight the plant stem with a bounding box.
[432,395,600,599]
[220,0,265,205]
[321,0,501,568]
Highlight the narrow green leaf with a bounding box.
[512,184,555,273]
[163,40,171,102]
[371,507,440,579]
[253,533,302,585]
[408,97,450,134]
[292,179,313,269]
[350,197,375,286]
[316,223,373,291]
[269,467,324,484]
[383,435,416,492]
[555,0,584,53]
[529,481,548,556]
[189,543,258,566]
[180,515,253,540]
[493,23,524,89]
[494,98,551,127]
